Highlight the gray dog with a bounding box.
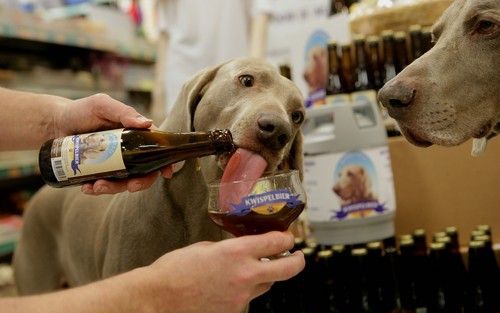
[13,58,305,294]
[378,0,499,153]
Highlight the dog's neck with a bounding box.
[162,158,225,244]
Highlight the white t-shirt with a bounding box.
[157,0,273,113]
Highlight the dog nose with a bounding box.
[257,113,291,150]
[378,81,416,109]
[333,185,340,195]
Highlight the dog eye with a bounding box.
[239,75,254,87]
[291,111,304,124]
[476,20,497,35]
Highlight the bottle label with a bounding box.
[304,147,396,222]
[230,188,302,216]
[50,129,126,182]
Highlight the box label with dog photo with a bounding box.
[304,146,395,222]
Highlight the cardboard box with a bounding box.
[389,137,500,245]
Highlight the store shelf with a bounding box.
[0,151,41,188]
[0,9,156,62]
[0,215,21,259]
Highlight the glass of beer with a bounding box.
[207,170,306,257]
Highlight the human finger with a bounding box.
[160,165,173,178]
[125,171,160,192]
[88,94,153,128]
[255,250,305,282]
[251,282,274,300]
[81,179,128,195]
[235,232,295,259]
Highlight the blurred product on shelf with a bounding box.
[0,215,22,259]
[325,41,350,105]
[299,22,433,136]
[250,225,500,313]
[349,0,453,36]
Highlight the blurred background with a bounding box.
[0,0,498,311]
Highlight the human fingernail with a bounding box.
[95,185,109,194]
[82,185,93,194]
[136,114,153,123]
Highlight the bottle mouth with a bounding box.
[209,129,236,153]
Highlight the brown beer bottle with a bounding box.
[381,30,397,85]
[39,128,234,187]
[339,43,355,93]
[326,41,350,105]
[421,27,433,54]
[466,240,499,312]
[352,35,373,92]
[413,228,428,256]
[394,31,409,74]
[367,36,383,90]
[408,25,424,62]
[326,41,343,96]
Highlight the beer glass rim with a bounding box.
[208,169,300,187]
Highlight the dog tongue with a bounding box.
[219,148,268,212]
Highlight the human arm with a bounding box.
[0,88,172,194]
[1,231,304,313]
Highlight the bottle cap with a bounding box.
[476,225,491,233]
[400,238,415,246]
[394,31,407,40]
[341,43,352,50]
[433,231,447,240]
[469,241,486,248]
[367,241,382,250]
[413,228,426,237]
[318,250,333,258]
[352,248,368,256]
[400,234,413,241]
[381,30,395,38]
[430,242,445,250]
[367,36,380,45]
[353,34,366,42]
[471,229,486,238]
[409,24,422,33]
[435,236,451,245]
[472,234,491,243]
[445,226,458,234]
[332,244,345,253]
[301,247,315,256]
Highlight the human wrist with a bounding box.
[118,266,167,313]
[39,93,70,140]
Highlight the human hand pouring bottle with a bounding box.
[38,128,234,187]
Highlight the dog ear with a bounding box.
[287,131,304,181]
[159,64,224,174]
[160,64,223,132]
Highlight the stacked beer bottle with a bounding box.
[279,24,434,137]
[250,225,500,313]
